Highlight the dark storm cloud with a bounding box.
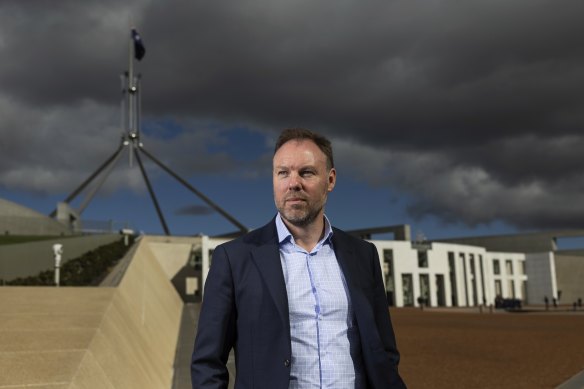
[175,205,214,216]
[2,0,584,230]
[136,0,584,145]
[0,0,140,106]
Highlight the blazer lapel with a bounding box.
[250,222,290,327]
[332,231,373,329]
[332,231,358,289]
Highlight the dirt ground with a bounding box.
[390,307,584,389]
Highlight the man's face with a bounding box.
[273,139,336,227]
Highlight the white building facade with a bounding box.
[198,236,529,308]
[371,240,528,308]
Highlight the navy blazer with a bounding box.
[191,219,406,389]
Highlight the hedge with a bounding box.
[7,236,135,286]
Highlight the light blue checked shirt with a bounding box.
[276,214,365,389]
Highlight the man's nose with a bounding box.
[288,174,301,190]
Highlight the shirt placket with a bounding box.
[305,250,323,388]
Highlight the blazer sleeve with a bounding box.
[369,243,407,388]
[191,245,236,389]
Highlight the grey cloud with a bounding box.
[2,0,584,230]
[335,138,584,230]
[175,204,214,216]
[0,0,143,107]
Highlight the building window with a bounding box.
[519,261,526,275]
[402,274,414,306]
[383,249,394,277]
[494,280,502,297]
[208,249,214,267]
[469,254,478,306]
[506,260,513,275]
[479,255,487,305]
[460,253,469,306]
[448,252,458,306]
[418,250,428,268]
[419,274,430,306]
[493,259,500,275]
[508,279,515,298]
[189,250,202,270]
[383,249,395,306]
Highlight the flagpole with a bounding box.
[52,28,249,235]
[128,29,135,167]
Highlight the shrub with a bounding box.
[8,236,135,286]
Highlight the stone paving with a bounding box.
[393,307,584,388]
[178,305,584,389]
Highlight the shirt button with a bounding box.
[284,359,291,367]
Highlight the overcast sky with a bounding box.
[1,0,584,238]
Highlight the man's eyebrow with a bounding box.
[274,163,319,170]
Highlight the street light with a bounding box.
[52,244,63,287]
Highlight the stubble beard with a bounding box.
[280,206,318,227]
[278,197,326,228]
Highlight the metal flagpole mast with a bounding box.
[49,143,125,218]
[139,146,249,234]
[127,28,170,235]
[52,28,248,236]
[127,30,135,167]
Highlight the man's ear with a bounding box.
[327,168,336,192]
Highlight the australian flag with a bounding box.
[131,29,146,61]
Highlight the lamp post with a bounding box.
[52,244,63,287]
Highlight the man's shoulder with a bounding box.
[217,218,278,252]
[331,226,376,251]
[332,226,370,244]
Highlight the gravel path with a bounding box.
[392,307,584,389]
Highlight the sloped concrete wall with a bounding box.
[0,236,184,389]
[148,240,195,280]
[0,287,115,388]
[71,236,183,388]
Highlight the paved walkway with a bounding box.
[556,369,584,389]
[173,304,584,389]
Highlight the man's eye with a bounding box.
[300,171,315,177]
[277,171,288,177]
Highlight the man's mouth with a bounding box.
[286,197,306,204]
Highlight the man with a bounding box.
[191,128,406,389]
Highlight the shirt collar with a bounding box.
[275,213,334,246]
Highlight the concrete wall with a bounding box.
[148,237,200,301]
[70,237,183,388]
[438,230,584,253]
[525,252,558,304]
[554,254,584,306]
[0,234,121,281]
[0,287,116,388]
[148,240,196,280]
[0,235,184,388]
[0,198,70,235]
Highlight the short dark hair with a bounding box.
[274,128,334,169]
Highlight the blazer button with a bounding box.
[284,359,290,367]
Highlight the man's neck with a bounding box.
[283,215,325,252]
